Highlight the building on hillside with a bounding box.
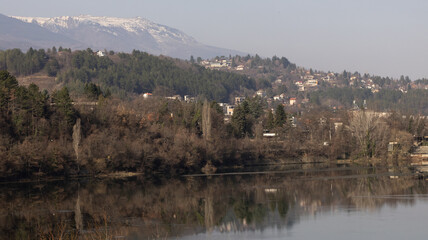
[263,132,277,138]
[322,76,331,82]
[210,62,223,68]
[236,65,245,71]
[143,93,152,99]
[96,50,106,57]
[295,81,303,86]
[273,93,286,101]
[166,95,182,101]
[290,116,297,127]
[411,146,428,159]
[289,98,297,105]
[388,142,399,152]
[235,96,245,105]
[226,105,235,116]
[334,122,343,131]
[256,90,266,98]
[218,103,229,114]
[306,79,318,87]
[184,95,195,103]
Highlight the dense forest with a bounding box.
[0,48,256,102]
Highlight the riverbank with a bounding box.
[0,156,415,184]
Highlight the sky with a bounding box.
[1,0,428,79]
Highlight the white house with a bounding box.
[226,105,235,115]
[96,50,106,57]
[256,90,266,98]
[306,79,318,87]
[236,65,245,71]
[210,62,223,68]
[166,95,182,101]
[295,81,303,86]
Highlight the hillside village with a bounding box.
[143,55,428,120]
[133,55,427,147]
[199,55,428,92]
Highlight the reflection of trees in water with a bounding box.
[204,186,214,232]
[1,171,428,238]
[233,197,268,226]
[74,193,83,232]
[349,176,418,209]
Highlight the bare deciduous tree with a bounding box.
[348,111,389,158]
[202,100,212,142]
[72,118,82,168]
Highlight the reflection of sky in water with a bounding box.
[176,198,428,240]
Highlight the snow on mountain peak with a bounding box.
[12,15,196,44]
[5,14,244,59]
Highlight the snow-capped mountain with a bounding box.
[6,15,244,58]
[0,13,81,50]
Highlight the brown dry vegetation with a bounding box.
[16,74,61,93]
[1,69,426,181]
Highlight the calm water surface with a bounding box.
[1,164,428,239]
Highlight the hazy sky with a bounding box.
[1,0,428,79]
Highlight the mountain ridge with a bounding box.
[3,14,245,58]
[0,13,82,50]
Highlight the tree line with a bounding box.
[2,70,427,180]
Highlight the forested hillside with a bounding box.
[0,48,256,102]
[1,47,428,115]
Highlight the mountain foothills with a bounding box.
[0,13,243,58]
[0,46,427,180]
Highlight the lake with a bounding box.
[1,163,428,239]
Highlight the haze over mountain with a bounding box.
[1,13,244,59]
[0,13,81,50]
